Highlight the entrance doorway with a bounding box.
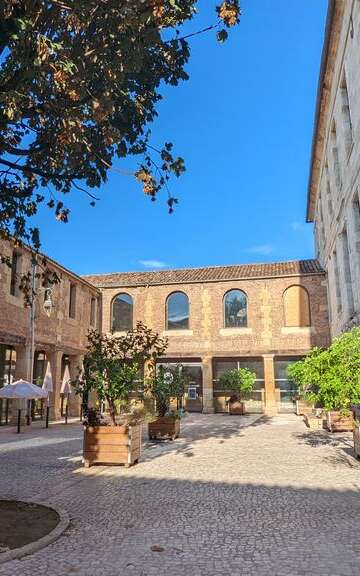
[157,361,203,412]
[0,345,16,425]
[274,357,302,413]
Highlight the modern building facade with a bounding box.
[0,239,100,422]
[84,260,330,415]
[308,0,360,336]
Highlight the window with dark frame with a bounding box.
[224,290,247,328]
[90,297,96,327]
[112,293,133,332]
[69,283,76,319]
[166,292,190,330]
[10,251,18,296]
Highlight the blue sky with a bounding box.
[36,0,328,275]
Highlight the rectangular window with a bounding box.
[90,297,96,327]
[10,252,19,296]
[213,358,264,414]
[331,121,342,192]
[352,191,360,267]
[340,72,353,158]
[332,250,342,313]
[69,283,76,319]
[341,227,355,316]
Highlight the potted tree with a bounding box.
[288,328,360,433]
[147,364,187,440]
[218,367,256,415]
[78,322,167,467]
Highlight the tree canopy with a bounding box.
[288,327,360,411]
[0,0,241,258]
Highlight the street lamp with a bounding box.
[28,258,55,387]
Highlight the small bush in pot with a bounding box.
[288,327,360,432]
[147,365,188,440]
[218,368,256,415]
[78,322,168,466]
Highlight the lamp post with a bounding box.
[28,257,55,422]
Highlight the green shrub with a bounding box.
[288,327,360,412]
[218,368,256,402]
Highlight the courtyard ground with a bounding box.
[0,413,360,576]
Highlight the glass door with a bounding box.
[275,357,302,413]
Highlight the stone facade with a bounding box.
[308,0,360,336]
[0,239,101,421]
[85,260,330,415]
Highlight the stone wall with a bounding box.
[0,239,101,419]
[95,269,330,414]
[309,0,360,336]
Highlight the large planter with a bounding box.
[83,424,141,468]
[304,414,324,430]
[229,401,245,415]
[296,399,314,416]
[353,426,360,459]
[148,417,180,440]
[326,411,354,433]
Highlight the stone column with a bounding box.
[11,345,29,423]
[68,355,83,417]
[48,350,63,420]
[201,356,214,414]
[263,354,277,416]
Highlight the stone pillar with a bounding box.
[68,355,83,417]
[14,345,30,381]
[263,354,277,416]
[201,356,214,414]
[48,350,63,420]
[11,345,29,423]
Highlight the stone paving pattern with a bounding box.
[0,413,360,576]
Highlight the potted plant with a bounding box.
[353,420,360,458]
[147,364,187,440]
[288,328,360,433]
[218,367,256,415]
[78,322,168,467]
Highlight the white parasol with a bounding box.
[0,379,47,400]
[42,361,53,395]
[60,365,72,395]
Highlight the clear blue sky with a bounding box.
[36,0,328,275]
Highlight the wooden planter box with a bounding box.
[353,427,360,458]
[148,417,180,440]
[296,399,314,416]
[229,401,245,415]
[304,414,324,429]
[326,411,354,433]
[83,425,141,468]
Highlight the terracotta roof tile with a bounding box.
[83,259,325,288]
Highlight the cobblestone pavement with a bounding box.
[0,413,360,576]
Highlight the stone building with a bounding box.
[84,259,330,415]
[307,0,360,336]
[0,239,100,422]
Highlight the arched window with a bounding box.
[112,293,133,332]
[166,292,189,330]
[224,290,247,328]
[283,286,311,327]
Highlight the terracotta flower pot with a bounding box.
[326,411,354,432]
[148,417,180,440]
[83,424,141,468]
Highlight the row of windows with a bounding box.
[111,286,311,332]
[9,251,98,326]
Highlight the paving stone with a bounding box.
[0,414,360,576]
